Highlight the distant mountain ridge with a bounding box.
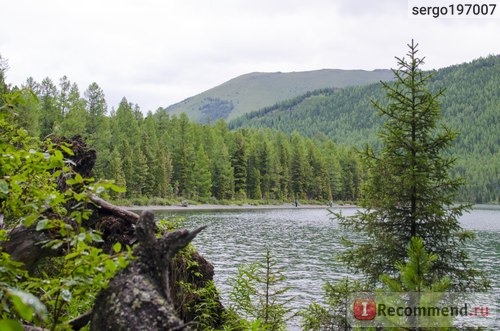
[166,68,394,123]
[229,55,500,203]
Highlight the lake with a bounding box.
[156,206,499,328]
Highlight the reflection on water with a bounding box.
[156,207,499,328]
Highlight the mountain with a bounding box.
[165,69,394,123]
[229,55,500,203]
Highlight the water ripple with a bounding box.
[157,207,499,329]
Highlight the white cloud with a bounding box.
[1,0,499,111]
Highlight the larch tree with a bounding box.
[211,139,234,200]
[0,54,8,98]
[60,83,87,138]
[231,131,248,198]
[336,40,487,291]
[171,113,195,197]
[290,132,308,199]
[84,82,111,179]
[192,145,213,199]
[39,77,60,138]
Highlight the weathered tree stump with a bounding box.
[90,210,206,331]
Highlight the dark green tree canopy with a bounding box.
[337,41,487,291]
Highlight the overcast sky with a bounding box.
[1,0,499,112]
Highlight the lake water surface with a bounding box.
[156,206,499,328]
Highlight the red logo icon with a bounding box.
[353,298,376,320]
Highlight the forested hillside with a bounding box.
[230,55,500,203]
[6,74,361,204]
[166,69,393,123]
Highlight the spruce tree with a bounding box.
[336,41,487,291]
[276,133,291,200]
[211,141,234,200]
[172,113,195,197]
[290,132,307,199]
[192,145,213,199]
[39,77,59,138]
[60,83,87,138]
[232,131,248,197]
[84,82,111,179]
[380,237,451,293]
[229,248,292,330]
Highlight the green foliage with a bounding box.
[0,240,47,328]
[24,232,131,328]
[3,65,363,204]
[378,237,453,330]
[177,280,222,330]
[228,248,293,331]
[300,278,367,331]
[170,243,225,331]
[0,90,132,329]
[232,55,500,203]
[193,145,213,199]
[380,236,451,293]
[199,97,234,124]
[231,132,247,196]
[333,41,487,291]
[0,90,63,227]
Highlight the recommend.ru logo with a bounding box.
[348,292,497,328]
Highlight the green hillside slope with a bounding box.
[165,69,393,123]
[230,55,500,203]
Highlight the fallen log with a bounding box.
[1,195,139,270]
[1,134,139,269]
[89,194,139,224]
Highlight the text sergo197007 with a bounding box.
[409,1,499,18]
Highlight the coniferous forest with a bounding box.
[0,44,497,330]
[230,55,500,204]
[4,55,499,205]
[9,73,361,204]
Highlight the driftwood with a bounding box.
[90,210,205,331]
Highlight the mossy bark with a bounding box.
[90,210,206,331]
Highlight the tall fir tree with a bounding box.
[13,86,40,137]
[60,83,87,138]
[155,148,172,198]
[306,141,331,200]
[107,149,127,199]
[192,145,213,199]
[246,145,262,200]
[129,146,149,197]
[39,77,60,138]
[58,76,72,116]
[231,131,248,197]
[290,132,308,199]
[321,141,343,201]
[211,140,234,200]
[276,133,292,200]
[140,131,157,197]
[84,82,111,178]
[336,41,487,291]
[171,113,195,197]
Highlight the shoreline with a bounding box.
[120,203,498,213]
[123,203,358,212]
